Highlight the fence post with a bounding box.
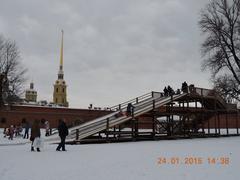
[226,113,229,135]
[153,99,155,109]
[106,118,109,140]
[76,129,79,140]
[237,112,239,135]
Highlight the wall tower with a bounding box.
[25,82,37,102]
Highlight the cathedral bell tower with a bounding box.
[53,30,69,107]
[25,82,37,102]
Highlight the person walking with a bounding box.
[56,119,69,151]
[30,119,41,152]
[9,125,14,140]
[44,120,50,136]
[23,121,30,139]
[126,103,134,116]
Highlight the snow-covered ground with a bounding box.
[0,129,240,180]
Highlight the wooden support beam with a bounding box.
[76,129,79,140]
[237,113,239,135]
[118,124,121,138]
[215,113,218,135]
[131,119,135,140]
[207,116,210,135]
[113,126,116,138]
[135,118,139,138]
[152,100,156,139]
[106,118,109,140]
[152,115,156,139]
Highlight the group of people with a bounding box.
[29,119,68,152]
[123,82,191,118]
[3,120,51,141]
[125,82,191,117]
[163,82,190,97]
[163,86,177,96]
[3,125,23,140]
[3,119,68,152]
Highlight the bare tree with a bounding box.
[0,35,27,107]
[199,0,240,102]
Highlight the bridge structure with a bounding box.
[46,86,240,144]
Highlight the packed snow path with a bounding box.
[0,136,239,180]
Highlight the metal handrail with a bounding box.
[70,94,160,135]
[109,91,162,111]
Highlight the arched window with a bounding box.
[62,88,65,93]
[56,88,58,92]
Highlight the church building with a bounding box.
[53,30,69,107]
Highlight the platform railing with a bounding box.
[109,91,162,111]
[194,87,226,108]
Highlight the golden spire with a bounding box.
[58,30,64,79]
[60,30,64,70]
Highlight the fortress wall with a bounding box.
[0,105,111,128]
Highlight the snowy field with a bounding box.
[0,129,240,180]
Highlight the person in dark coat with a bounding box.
[30,119,41,152]
[56,119,69,151]
[23,121,30,139]
[167,85,174,96]
[163,87,168,96]
[181,81,188,93]
[126,103,134,116]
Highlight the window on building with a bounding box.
[62,88,65,93]
[56,88,58,92]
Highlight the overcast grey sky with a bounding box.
[0,0,211,108]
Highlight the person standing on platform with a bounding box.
[167,85,174,96]
[181,81,188,93]
[56,119,69,151]
[163,87,168,96]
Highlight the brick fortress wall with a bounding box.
[0,105,112,128]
